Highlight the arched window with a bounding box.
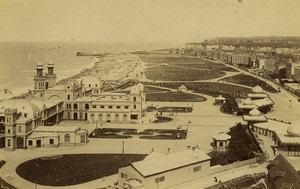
[64,134,70,142]
[98,114,103,121]
[67,94,70,100]
[123,114,127,121]
[74,112,78,120]
[90,113,95,121]
[106,114,111,120]
[115,114,119,121]
[7,129,10,134]
[133,105,137,109]
[73,103,78,109]
[67,112,71,119]
[133,97,137,102]
[85,104,89,110]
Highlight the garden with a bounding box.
[146,106,193,113]
[147,82,252,98]
[221,74,278,93]
[16,154,147,186]
[89,127,187,140]
[139,53,238,81]
[146,91,206,102]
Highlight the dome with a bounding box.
[243,98,253,105]
[287,125,300,137]
[0,99,41,119]
[249,108,261,116]
[252,85,264,94]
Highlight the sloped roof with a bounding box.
[0,99,41,119]
[267,154,300,189]
[131,149,211,177]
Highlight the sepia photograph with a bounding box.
[0,0,300,188]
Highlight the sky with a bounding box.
[0,0,300,43]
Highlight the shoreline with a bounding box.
[2,56,101,100]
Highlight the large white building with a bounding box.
[118,148,211,189]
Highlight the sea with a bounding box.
[0,41,178,96]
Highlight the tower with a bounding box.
[36,63,44,77]
[46,62,57,88]
[33,63,46,97]
[4,108,17,150]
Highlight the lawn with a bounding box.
[147,82,252,98]
[139,53,238,81]
[89,127,187,140]
[221,74,278,93]
[16,154,147,186]
[145,66,225,81]
[146,92,206,102]
[147,106,193,113]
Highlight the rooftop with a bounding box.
[34,126,80,132]
[131,149,211,177]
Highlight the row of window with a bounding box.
[91,105,132,109]
[66,103,89,110]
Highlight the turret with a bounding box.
[36,64,44,77]
[47,62,54,75]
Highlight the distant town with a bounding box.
[1,36,300,189]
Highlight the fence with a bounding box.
[210,157,258,174]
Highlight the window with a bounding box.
[108,106,112,109]
[24,113,27,118]
[155,176,165,183]
[219,142,223,147]
[124,106,129,109]
[98,114,103,121]
[193,166,201,172]
[74,103,78,109]
[89,84,91,87]
[115,114,119,121]
[18,126,22,132]
[49,139,54,144]
[7,129,10,134]
[95,84,98,87]
[67,94,70,100]
[123,114,127,121]
[7,139,11,147]
[92,105,97,109]
[117,106,121,109]
[85,104,89,110]
[80,135,85,143]
[28,140,33,146]
[121,173,127,179]
[100,105,104,109]
[133,105,137,109]
[133,97,137,102]
[64,134,71,142]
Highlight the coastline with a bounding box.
[1,57,101,100]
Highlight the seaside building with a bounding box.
[85,83,146,123]
[118,148,211,189]
[252,120,300,156]
[33,62,57,97]
[0,98,63,150]
[26,126,88,148]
